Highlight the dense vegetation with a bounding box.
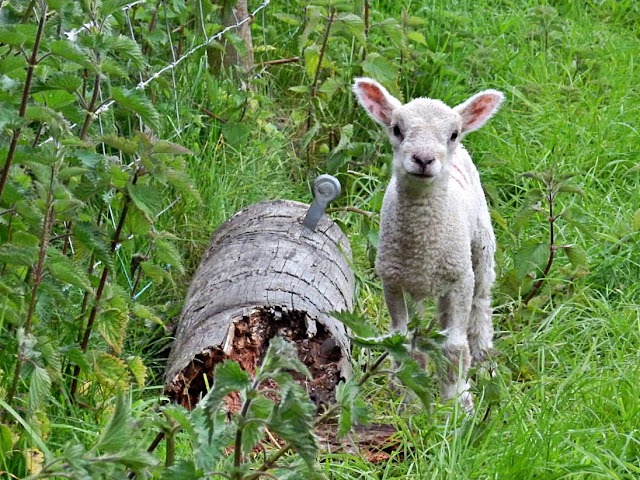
[1,0,639,478]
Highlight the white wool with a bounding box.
[353,77,504,412]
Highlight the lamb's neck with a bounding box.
[392,175,450,216]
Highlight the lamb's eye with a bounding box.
[450,131,459,142]
[392,125,403,140]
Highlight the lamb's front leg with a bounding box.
[437,277,474,413]
[383,282,408,335]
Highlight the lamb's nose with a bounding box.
[412,155,435,168]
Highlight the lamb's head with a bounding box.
[353,77,504,190]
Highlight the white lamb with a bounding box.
[352,77,504,412]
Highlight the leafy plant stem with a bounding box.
[233,378,261,478]
[0,2,47,205]
[523,188,556,305]
[3,163,56,418]
[310,8,335,98]
[245,352,389,479]
[70,171,139,399]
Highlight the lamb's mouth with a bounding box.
[409,172,436,180]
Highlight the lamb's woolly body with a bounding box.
[352,77,503,412]
[377,148,484,301]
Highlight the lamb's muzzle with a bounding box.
[353,77,504,413]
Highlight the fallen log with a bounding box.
[164,199,355,409]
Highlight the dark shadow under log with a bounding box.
[164,200,355,409]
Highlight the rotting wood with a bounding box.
[164,200,354,409]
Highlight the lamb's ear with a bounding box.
[352,77,402,127]
[454,89,504,134]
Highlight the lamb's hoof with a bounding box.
[459,391,475,416]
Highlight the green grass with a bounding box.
[148,0,640,478]
[2,0,640,477]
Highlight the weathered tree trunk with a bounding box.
[223,0,254,71]
[165,200,354,409]
[208,0,255,73]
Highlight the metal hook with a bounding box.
[303,174,341,232]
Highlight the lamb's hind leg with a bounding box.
[468,232,496,364]
[437,276,474,412]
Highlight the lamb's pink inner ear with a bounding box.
[359,82,390,124]
[459,92,503,132]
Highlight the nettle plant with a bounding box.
[0,0,196,443]
[17,316,444,479]
[500,166,590,308]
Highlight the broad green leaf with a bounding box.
[564,245,588,268]
[633,208,640,232]
[241,395,273,455]
[0,56,25,75]
[0,245,39,267]
[0,24,37,47]
[13,231,40,247]
[111,87,160,131]
[131,303,163,327]
[562,206,596,239]
[521,171,547,183]
[299,6,323,50]
[515,240,549,280]
[0,424,14,456]
[48,258,92,292]
[28,365,51,413]
[49,40,97,71]
[98,134,138,154]
[154,239,185,274]
[556,183,584,196]
[258,336,310,381]
[127,182,161,221]
[89,351,130,392]
[362,53,397,87]
[395,359,434,410]
[104,35,145,68]
[335,378,369,437]
[32,74,83,93]
[96,308,129,354]
[66,347,90,373]
[335,13,365,45]
[58,166,90,180]
[153,140,194,155]
[54,198,85,217]
[304,44,320,79]
[191,406,235,472]
[95,395,129,452]
[407,31,428,46]
[267,381,317,466]
[140,262,170,282]
[161,459,203,480]
[318,76,343,99]
[72,222,113,270]
[127,356,146,387]
[289,85,309,93]
[331,123,353,156]
[201,360,250,439]
[513,203,539,231]
[331,310,380,338]
[14,199,44,226]
[160,167,200,200]
[377,18,404,46]
[352,332,409,361]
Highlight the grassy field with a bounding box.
[1,0,640,478]
[166,1,640,478]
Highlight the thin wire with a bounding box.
[46,0,270,141]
